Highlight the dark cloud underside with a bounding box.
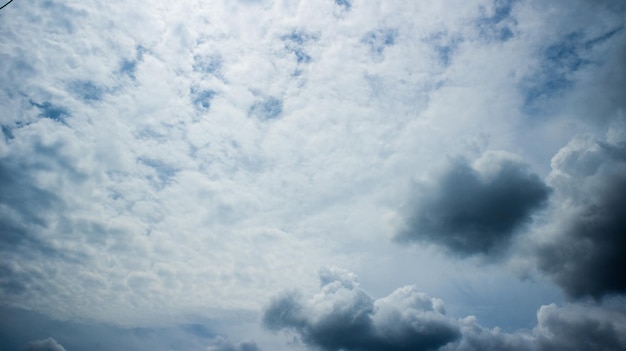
[265,270,626,351]
[537,137,626,299]
[396,155,550,256]
[263,268,460,351]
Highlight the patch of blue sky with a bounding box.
[486,0,517,24]
[191,89,216,109]
[281,31,316,64]
[119,59,137,79]
[281,31,316,45]
[476,0,518,42]
[1,125,13,141]
[520,32,588,112]
[584,26,624,49]
[136,128,168,142]
[362,28,397,55]
[193,55,222,75]
[119,46,148,79]
[290,48,311,64]
[249,97,283,120]
[29,100,69,123]
[335,0,351,10]
[138,157,178,186]
[427,32,462,67]
[181,324,215,339]
[68,80,104,102]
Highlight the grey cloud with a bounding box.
[23,338,67,351]
[264,269,626,351]
[263,267,460,351]
[443,303,626,351]
[395,153,550,257]
[536,135,626,299]
[0,306,219,351]
[534,303,626,351]
[206,337,261,351]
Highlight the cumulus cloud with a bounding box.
[444,302,626,351]
[23,338,67,351]
[395,152,550,257]
[266,269,626,351]
[263,267,461,351]
[535,134,626,299]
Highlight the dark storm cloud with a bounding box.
[395,154,550,257]
[536,136,626,299]
[263,267,461,351]
[23,338,67,351]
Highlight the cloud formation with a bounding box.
[266,269,626,351]
[396,153,550,257]
[263,267,461,351]
[23,338,67,351]
[445,302,626,351]
[206,337,261,351]
[536,134,626,299]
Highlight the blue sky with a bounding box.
[1,0,625,350]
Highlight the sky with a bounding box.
[0,0,625,350]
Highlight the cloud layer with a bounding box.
[1,0,625,349]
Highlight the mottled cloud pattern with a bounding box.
[396,153,550,257]
[263,267,460,351]
[1,0,626,350]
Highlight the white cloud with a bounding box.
[1,0,625,349]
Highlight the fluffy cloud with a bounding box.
[1,0,625,349]
[535,134,626,299]
[23,338,67,351]
[395,152,550,257]
[266,269,626,351]
[263,267,461,351]
[445,302,626,351]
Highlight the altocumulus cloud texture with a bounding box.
[395,152,550,257]
[263,267,461,351]
[1,0,626,350]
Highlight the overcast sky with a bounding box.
[1,0,625,350]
